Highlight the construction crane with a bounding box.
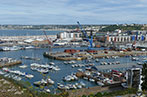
[43,30,53,51]
[77,21,93,49]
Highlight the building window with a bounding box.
[121,37,123,42]
[111,37,113,42]
[75,34,78,38]
[69,34,71,38]
[79,34,82,37]
[124,38,126,42]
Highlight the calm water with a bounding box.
[0,29,62,36]
[0,47,146,93]
[0,47,99,92]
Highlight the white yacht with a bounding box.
[2,47,10,51]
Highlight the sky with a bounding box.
[0,0,147,24]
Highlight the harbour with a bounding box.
[0,29,146,96]
[1,0,147,96]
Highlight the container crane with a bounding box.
[77,21,93,49]
[43,30,53,51]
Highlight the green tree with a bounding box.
[94,92,103,97]
[99,25,143,32]
[88,93,94,97]
[82,95,87,97]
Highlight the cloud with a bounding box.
[0,0,147,24]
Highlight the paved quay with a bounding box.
[0,35,57,46]
[95,62,140,71]
[0,35,57,41]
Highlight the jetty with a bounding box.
[0,57,22,68]
[0,61,22,68]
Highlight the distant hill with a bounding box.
[99,24,144,32]
[0,25,101,30]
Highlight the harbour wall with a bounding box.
[67,82,122,97]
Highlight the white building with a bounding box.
[125,66,143,90]
[57,31,82,40]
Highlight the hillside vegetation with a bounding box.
[100,25,143,32]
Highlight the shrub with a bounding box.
[82,95,87,97]
[95,92,102,97]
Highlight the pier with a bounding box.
[0,61,22,68]
[43,50,147,61]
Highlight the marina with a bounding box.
[1,0,147,96]
[0,46,146,93]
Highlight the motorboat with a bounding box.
[21,56,40,61]
[95,58,99,62]
[40,79,48,85]
[25,46,35,49]
[34,81,41,87]
[25,74,34,79]
[97,81,104,86]
[37,69,49,74]
[132,57,139,61]
[44,89,50,93]
[52,66,60,71]
[47,78,54,84]
[63,74,78,81]
[0,71,5,75]
[2,47,10,51]
[49,62,55,65]
[83,77,88,80]
[19,64,27,69]
[9,46,21,51]
[13,76,22,81]
[89,78,95,82]
[80,81,86,87]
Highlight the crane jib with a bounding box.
[77,21,93,49]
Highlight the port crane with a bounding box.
[77,21,93,49]
[43,30,53,51]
